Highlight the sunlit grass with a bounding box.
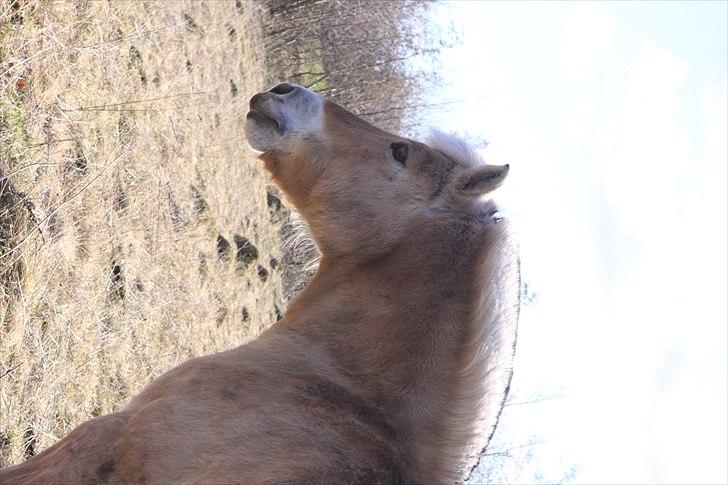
[0,0,289,466]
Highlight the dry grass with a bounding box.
[0,0,291,466]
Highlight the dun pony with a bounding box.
[0,83,519,484]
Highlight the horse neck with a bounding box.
[286,217,485,365]
[282,215,509,481]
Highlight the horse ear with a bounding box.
[456,164,509,196]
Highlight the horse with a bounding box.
[0,82,520,484]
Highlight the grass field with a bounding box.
[0,0,296,466]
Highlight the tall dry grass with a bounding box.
[0,0,289,466]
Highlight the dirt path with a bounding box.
[0,1,289,466]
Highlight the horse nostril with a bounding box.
[269,83,297,95]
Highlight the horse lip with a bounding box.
[247,108,279,128]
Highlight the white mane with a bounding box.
[427,130,488,168]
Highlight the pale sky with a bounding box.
[424,2,727,483]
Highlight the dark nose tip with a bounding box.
[269,82,297,95]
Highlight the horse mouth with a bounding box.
[245,107,282,152]
[247,109,279,130]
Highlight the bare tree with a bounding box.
[259,0,454,134]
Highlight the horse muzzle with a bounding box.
[245,82,323,152]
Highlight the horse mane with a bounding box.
[427,129,488,168]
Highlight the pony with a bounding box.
[0,82,519,484]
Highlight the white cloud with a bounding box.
[649,348,728,484]
[597,36,690,232]
[587,32,727,485]
[561,2,615,89]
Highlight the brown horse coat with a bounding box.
[0,83,519,484]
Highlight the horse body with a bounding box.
[0,83,519,484]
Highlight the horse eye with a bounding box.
[391,142,408,165]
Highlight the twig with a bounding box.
[0,23,181,79]
[0,162,56,182]
[28,138,76,149]
[74,24,180,51]
[59,91,213,112]
[0,142,136,262]
[483,440,547,458]
[0,363,23,380]
[62,108,164,113]
[504,394,565,407]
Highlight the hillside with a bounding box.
[0,1,288,466]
